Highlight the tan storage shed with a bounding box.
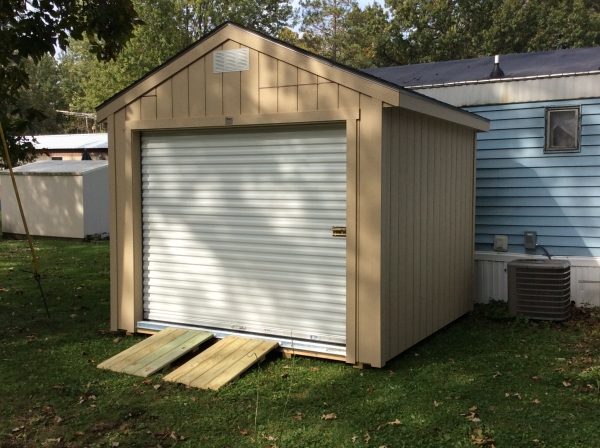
[1,160,109,239]
[96,22,489,368]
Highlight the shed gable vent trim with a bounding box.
[213,48,249,73]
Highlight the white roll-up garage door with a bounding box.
[141,124,346,345]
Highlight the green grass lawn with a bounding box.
[1,234,600,447]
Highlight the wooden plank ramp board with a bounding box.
[97,328,214,377]
[164,336,279,390]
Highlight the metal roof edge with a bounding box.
[407,69,600,90]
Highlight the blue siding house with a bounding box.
[366,47,600,306]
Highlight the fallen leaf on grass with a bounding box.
[239,428,249,436]
[461,412,481,423]
[563,381,572,387]
[469,406,477,411]
[368,386,375,392]
[351,435,358,443]
[113,337,121,344]
[321,413,337,420]
[376,418,401,431]
[153,384,161,390]
[154,428,172,440]
[111,442,120,447]
[311,367,319,372]
[263,435,278,441]
[281,373,289,379]
[580,385,595,393]
[12,426,24,433]
[51,385,64,390]
[532,376,539,380]
[141,379,152,385]
[505,392,521,399]
[46,438,61,443]
[54,416,63,423]
[364,433,371,443]
[470,428,494,446]
[294,412,303,421]
[533,399,541,404]
[433,400,441,407]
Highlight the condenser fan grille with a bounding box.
[508,260,571,321]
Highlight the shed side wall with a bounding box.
[382,108,475,363]
[82,167,110,236]
[0,175,84,238]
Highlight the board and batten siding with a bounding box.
[124,40,362,122]
[467,98,600,257]
[381,108,476,362]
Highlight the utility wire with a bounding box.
[0,125,50,318]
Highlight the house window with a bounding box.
[545,107,580,153]
[51,156,63,160]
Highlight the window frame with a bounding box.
[544,106,581,153]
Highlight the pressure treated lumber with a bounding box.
[164,336,279,390]
[97,328,213,377]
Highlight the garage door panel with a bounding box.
[141,162,345,175]
[142,309,347,340]
[144,253,345,276]
[145,247,346,268]
[144,271,345,293]
[144,290,346,312]
[142,125,346,344]
[143,260,345,285]
[143,173,346,185]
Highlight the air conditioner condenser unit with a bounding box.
[507,259,571,321]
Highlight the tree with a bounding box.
[0,0,141,166]
[15,55,76,135]
[379,0,600,66]
[60,0,294,115]
[299,0,358,62]
[339,4,390,68]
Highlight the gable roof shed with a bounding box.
[97,22,489,367]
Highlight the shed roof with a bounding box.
[26,134,108,150]
[364,46,600,88]
[95,22,489,131]
[0,160,108,176]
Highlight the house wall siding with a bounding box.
[467,97,600,257]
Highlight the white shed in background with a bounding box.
[0,160,109,239]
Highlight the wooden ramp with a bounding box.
[164,335,279,390]
[98,328,213,377]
